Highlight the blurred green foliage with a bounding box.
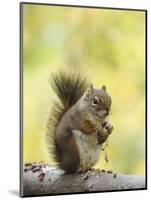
[23,4,146,175]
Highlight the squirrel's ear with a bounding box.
[102,85,106,91]
[84,84,93,99]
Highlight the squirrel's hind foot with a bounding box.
[76,167,95,173]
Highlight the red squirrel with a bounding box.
[46,71,113,173]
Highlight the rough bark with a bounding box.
[22,165,146,197]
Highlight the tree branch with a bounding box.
[23,165,145,196]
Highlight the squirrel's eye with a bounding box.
[91,96,99,106]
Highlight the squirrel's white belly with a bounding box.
[73,130,102,168]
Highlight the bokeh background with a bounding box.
[23,4,146,175]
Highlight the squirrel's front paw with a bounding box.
[97,122,113,144]
[102,121,113,135]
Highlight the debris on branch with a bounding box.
[22,163,145,197]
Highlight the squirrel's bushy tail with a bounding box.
[46,71,89,165]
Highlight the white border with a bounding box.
[0,0,150,199]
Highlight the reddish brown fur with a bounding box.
[46,71,112,173]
